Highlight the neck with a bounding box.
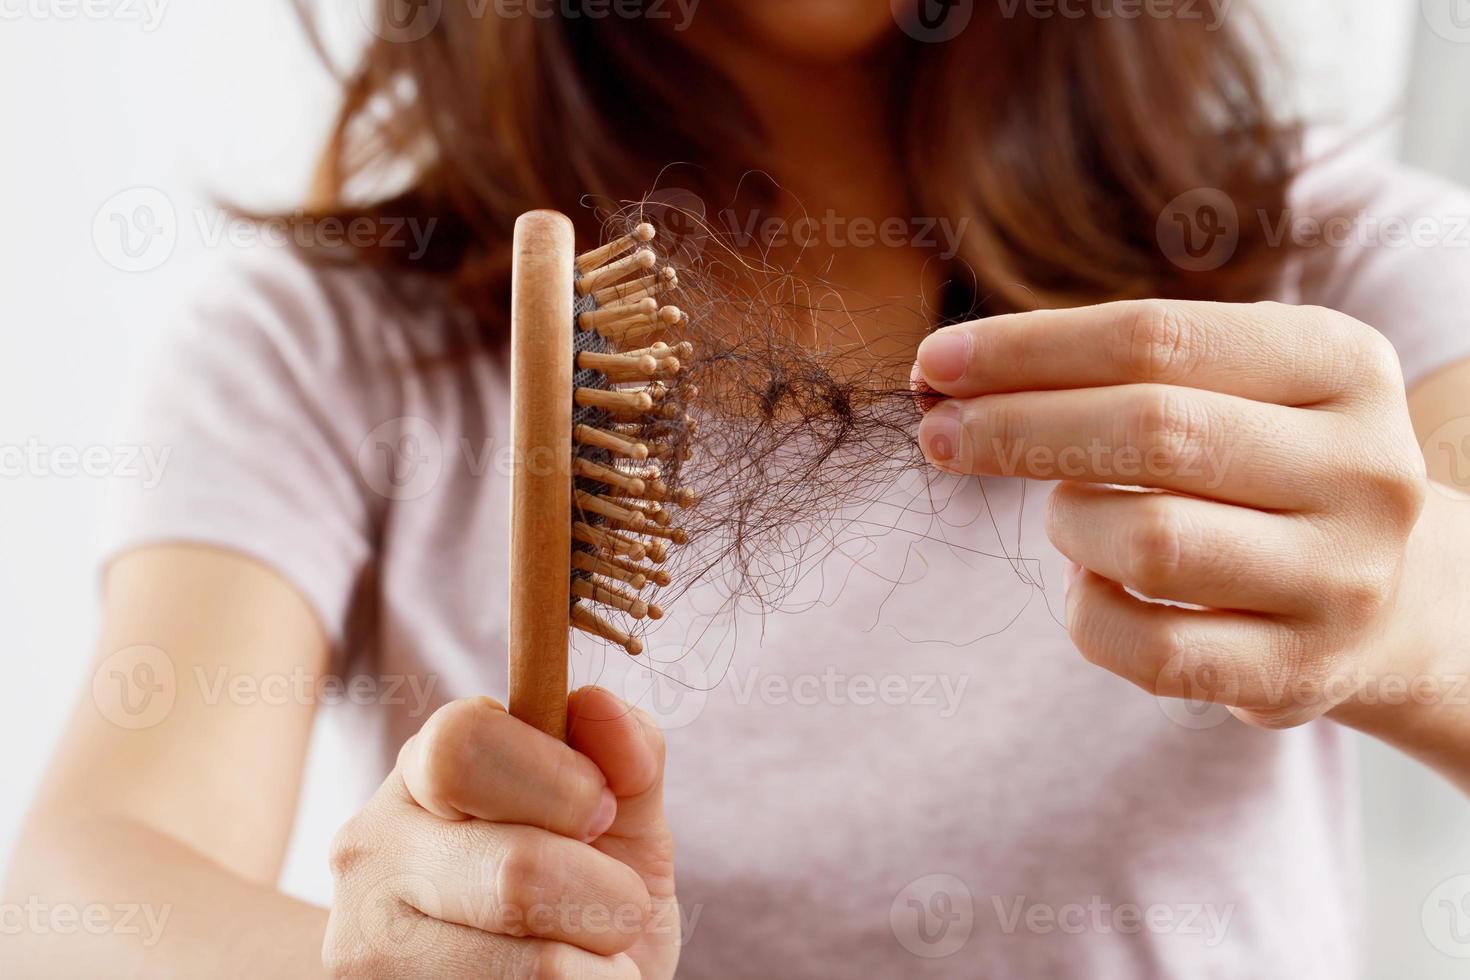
[672,32,940,365]
[688,37,907,218]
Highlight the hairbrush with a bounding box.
[507,210,698,740]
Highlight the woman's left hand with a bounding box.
[914,299,1435,729]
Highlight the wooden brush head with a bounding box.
[508,210,696,740]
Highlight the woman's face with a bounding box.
[701,0,901,62]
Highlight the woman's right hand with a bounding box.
[322,687,679,979]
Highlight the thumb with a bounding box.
[568,687,680,980]
[566,686,667,845]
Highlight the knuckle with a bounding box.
[1123,506,1189,597]
[413,698,499,810]
[545,764,606,833]
[328,821,370,881]
[1133,387,1207,470]
[527,942,576,980]
[495,835,560,919]
[1349,457,1427,529]
[1330,560,1398,619]
[1135,622,1188,693]
[1122,301,1201,383]
[1349,319,1405,384]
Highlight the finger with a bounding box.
[382,806,652,956]
[1046,483,1319,614]
[400,696,616,842]
[1064,567,1316,716]
[916,300,1368,405]
[332,907,640,980]
[567,687,681,965]
[918,383,1341,509]
[567,687,666,842]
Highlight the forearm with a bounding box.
[2,812,328,979]
[1330,487,1470,793]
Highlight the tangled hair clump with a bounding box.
[584,200,953,637]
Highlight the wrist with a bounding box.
[1329,490,1470,747]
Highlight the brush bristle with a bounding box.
[568,225,696,656]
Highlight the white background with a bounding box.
[2,1,1470,976]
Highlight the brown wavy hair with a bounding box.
[295,2,1299,343]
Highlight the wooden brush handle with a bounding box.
[508,210,576,741]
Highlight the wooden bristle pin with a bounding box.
[573,551,647,588]
[575,222,654,275]
[572,577,650,619]
[575,490,649,529]
[574,522,647,561]
[574,424,648,460]
[591,267,677,307]
[603,553,673,587]
[579,297,658,332]
[509,211,698,740]
[575,387,654,414]
[576,248,656,295]
[577,350,659,377]
[572,457,646,496]
[572,604,643,656]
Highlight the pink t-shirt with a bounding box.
[105,158,1470,978]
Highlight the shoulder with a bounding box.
[175,246,477,382]
[1286,152,1470,385]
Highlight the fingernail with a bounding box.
[917,330,972,384]
[585,787,617,842]
[919,404,963,465]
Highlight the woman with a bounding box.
[8,1,1470,976]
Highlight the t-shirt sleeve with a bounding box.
[1292,157,1470,387]
[101,253,391,648]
